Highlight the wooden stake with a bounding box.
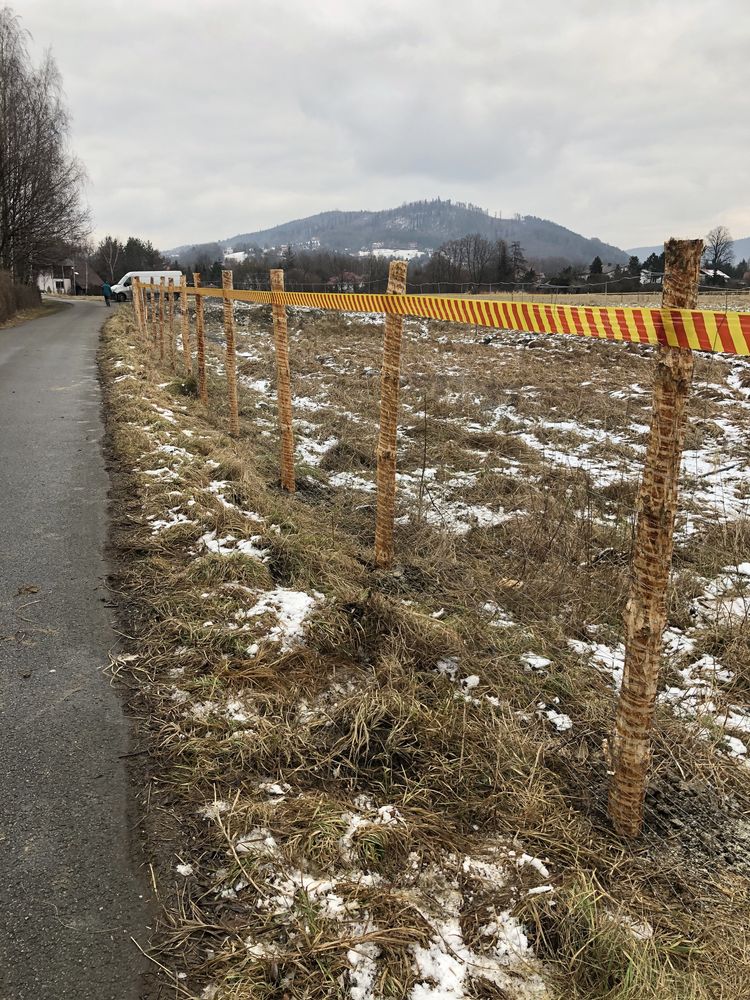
[193,272,208,405]
[132,277,143,333]
[180,274,191,375]
[137,279,147,336]
[608,237,703,839]
[270,269,296,491]
[158,275,166,361]
[374,260,408,568]
[222,270,240,437]
[167,277,176,369]
[149,282,155,344]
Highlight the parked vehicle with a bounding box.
[111,270,183,302]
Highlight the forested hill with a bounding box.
[168,199,628,265]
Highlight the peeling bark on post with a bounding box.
[193,272,208,405]
[374,260,408,568]
[222,270,240,437]
[270,268,296,492]
[608,238,703,838]
[180,274,191,375]
[167,277,176,369]
[158,276,166,361]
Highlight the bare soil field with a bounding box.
[102,300,750,1000]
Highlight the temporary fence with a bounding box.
[131,243,744,840]
[136,280,750,355]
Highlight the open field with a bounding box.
[102,301,750,1000]
[473,290,750,310]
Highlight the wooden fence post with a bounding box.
[222,270,240,437]
[374,260,408,568]
[132,277,143,333]
[193,272,208,405]
[149,279,159,351]
[270,268,296,492]
[158,276,166,360]
[608,237,703,838]
[138,279,147,336]
[180,274,191,375]
[167,277,176,369]
[145,282,154,344]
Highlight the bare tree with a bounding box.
[703,226,734,278]
[0,8,89,281]
[462,233,494,288]
[94,236,122,282]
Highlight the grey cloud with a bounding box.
[20,0,750,250]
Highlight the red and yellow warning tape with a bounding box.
[140,285,750,357]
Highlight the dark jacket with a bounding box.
[102,283,112,297]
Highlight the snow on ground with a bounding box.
[198,799,551,1000]
[569,567,750,761]
[237,587,324,651]
[198,530,269,560]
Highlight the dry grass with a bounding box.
[476,289,750,310]
[102,302,750,1000]
[0,299,62,328]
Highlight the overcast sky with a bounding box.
[20,0,750,252]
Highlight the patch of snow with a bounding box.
[237,588,323,650]
[521,652,551,672]
[297,436,337,466]
[198,530,268,560]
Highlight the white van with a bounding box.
[111,270,183,302]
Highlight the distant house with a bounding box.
[700,267,732,282]
[640,268,663,286]
[36,257,104,295]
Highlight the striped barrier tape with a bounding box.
[139,284,750,356]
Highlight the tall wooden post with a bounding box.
[374,260,408,568]
[132,277,144,333]
[222,270,240,437]
[158,276,166,360]
[193,272,207,405]
[138,279,147,336]
[270,269,296,492]
[167,277,176,369]
[146,282,155,345]
[608,238,703,838]
[180,274,191,375]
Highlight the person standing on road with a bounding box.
[102,281,112,307]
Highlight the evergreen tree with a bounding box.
[509,241,527,280]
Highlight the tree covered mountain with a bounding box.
[167,199,628,266]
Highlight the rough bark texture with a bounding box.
[146,282,155,345]
[222,270,240,437]
[180,275,191,375]
[374,260,408,568]
[608,238,703,838]
[193,272,208,405]
[132,277,144,334]
[270,269,296,492]
[167,277,176,370]
[158,276,165,361]
[137,280,147,337]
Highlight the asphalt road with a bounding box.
[0,301,151,999]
